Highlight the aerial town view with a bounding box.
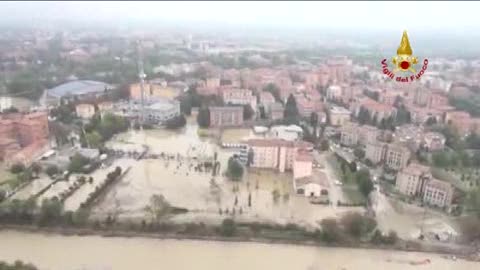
[1,1,480,270]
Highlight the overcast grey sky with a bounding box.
[0,1,479,32]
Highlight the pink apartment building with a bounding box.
[209,106,244,127]
[247,138,313,175]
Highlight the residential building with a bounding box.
[0,111,50,165]
[341,123,380,147]
[247,139,313,173]
[259,92,275,107]
[326,85,342,100]
[423,132,446,151]
[129,81,181,100]
[340,122,359,146]
[385,143,411,170]
[112,98,180,124]
[209,106,244,127]
[366,142,388,164]
[268,103,284,120]
[293,151,313,179]
[75,103,96,119]
[423,179,454,208]
[222,88,257,108]
[329,106,351,126]
[396,163,431,196]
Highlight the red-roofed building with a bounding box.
[0,112,50,165]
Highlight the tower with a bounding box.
[136,40,147,126]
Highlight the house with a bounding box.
[294,172,328,197]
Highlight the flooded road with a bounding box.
[0,230,476,270]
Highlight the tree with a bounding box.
[320,139,330,151]
[45,165,59,178]
[340,212,377,238]
[85,131,103,148]
[179,95,193,115]
[30,163,42,177]
[425,117,437,126]
[263,83,282,103]
[68,153,90,173]
[37,197,63,225]
[242,104,255,120]
[356,169,374,198]
[0,190,6,203]
[227,157,244,181]
[259,106,267,119]
[284,94,299,124]
[432,151,449,168]
[10,163,25,174]
[197,107,210,128]
[165,115,187,129]
[220,218,236,237]
[144,194,172,223]
[2,106,19,113]
[320,218,342,243]
[247,148,254,167]
[353,148,365,159]
[310,112,319,137]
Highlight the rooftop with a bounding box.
[47,80,113,98]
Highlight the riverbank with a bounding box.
[1,223,478,262]
[3,229,477,270]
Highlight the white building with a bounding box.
[269,125,303,141]
[113,98,180,124]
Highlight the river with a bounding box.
[0,230,476,270]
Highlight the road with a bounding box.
[312,151,345,209]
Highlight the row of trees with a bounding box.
[317,212,397,244]
[0,196,88,227]
[0,261,38,270]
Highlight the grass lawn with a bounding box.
[342,184,366,204]
[0,164,14,185]
[431,167,479,192]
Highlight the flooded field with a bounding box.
[94,124,351,227]
[220,128,257,143]
[373,190,460,241]
[10,177,53,200]
[0,230,476,270]
[63,159,134,212]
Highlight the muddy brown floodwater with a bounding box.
[0,230,477,270]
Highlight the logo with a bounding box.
[381,30,428,82]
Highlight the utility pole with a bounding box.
[136,40,146,127]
